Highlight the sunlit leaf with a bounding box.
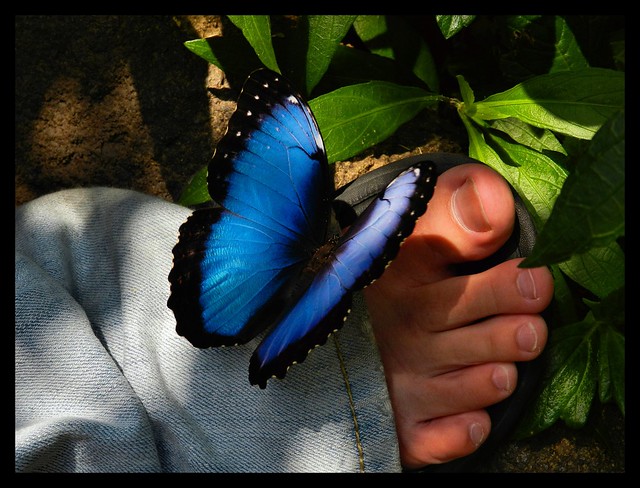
[436,15,476,39]
[458,110,568,230]
[473,68,625,139]
[305,15,357,95]
[178,165,209,206]
[310,81,439,162]
[490,117,566,155]
[228,15,280,73]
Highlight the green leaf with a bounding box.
[516,318,599,436]
[227,15,280,73]
[489,117,567,155]
[456,74,475,106]
[278,15,357,94]
[549,264,580,326]
[516,290,625,437]
[459,95,624,308]
[459,113,568,229]
[353,15,392,56]
[310,82,439,163]
[588,287,625,414]
[503,15,542,31]
[459,116,626,321]
[184,38,222,67]
[183,21,263,84]
[499,16,589,81]
[587,285,625,327]
[487,132,569,226]
[315,44,427,94]
[177,165,210,207]
[524,109,625,266]
[436,15,476,39]
[597,323,625,415]
[548,16,590,72]
[555,323,598,428]
[353,15,439,92]
[558,243,625,299]
[473,68,625,139]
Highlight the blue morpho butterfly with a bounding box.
[167,68,437,388]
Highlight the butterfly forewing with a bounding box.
[168,69,331,348]
[208,70,331,247]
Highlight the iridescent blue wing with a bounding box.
[249,162,437,388]
[168,69,331,348]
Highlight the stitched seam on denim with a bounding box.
[333,333,365,473]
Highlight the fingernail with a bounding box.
[517,322,539,353]
[492,365,511,392]
[517,268,538,300]
[451,178,492,233]
[469,422,485,447]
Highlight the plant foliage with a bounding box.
[180,15,625,438]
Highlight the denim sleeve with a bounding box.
[15,187,401,473]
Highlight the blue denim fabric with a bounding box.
[15,188,402,473]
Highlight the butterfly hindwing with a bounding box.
[168,69,331,348]
[249,162,436,388]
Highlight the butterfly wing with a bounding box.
[207,69,332,244]
[168,69,331,348]
[249,162,437,388]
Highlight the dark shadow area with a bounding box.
[271,16,311,97]
[201,16,263,89]
[123,16,213,198]
[15,15,213,204]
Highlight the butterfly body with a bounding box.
[168,68,436,388]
